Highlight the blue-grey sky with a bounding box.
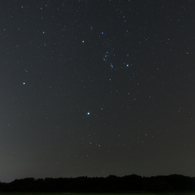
[0,0,195,182]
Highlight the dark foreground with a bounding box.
[0,193,195,195]
[0,174,195,193]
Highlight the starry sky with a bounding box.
[0,0,195,182]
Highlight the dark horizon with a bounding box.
[1,174,195,193]
[2,173,195,184]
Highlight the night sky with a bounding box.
[0,0,195,182]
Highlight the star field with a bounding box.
[0,0,195,182]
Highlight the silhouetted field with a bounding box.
[0,193,167,195]
[0,175,195,193]
[0,193,195,195]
